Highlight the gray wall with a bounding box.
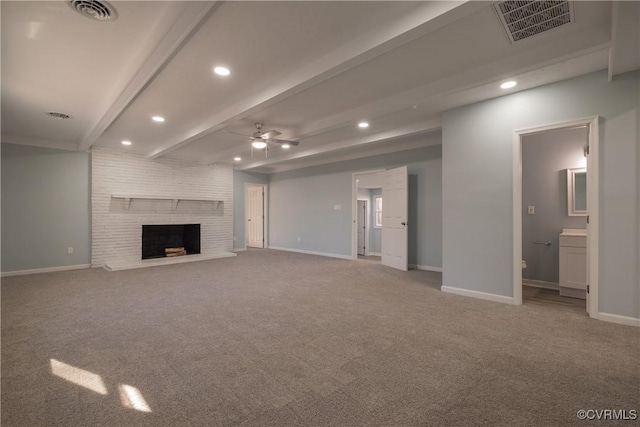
[269,142,443,268]
[1,143,90,271]
[522,127,588,283]
[442,70,639,319]
[233,170,268,250]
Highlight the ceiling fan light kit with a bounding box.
[231,123,299,159]
[251,140,267,149]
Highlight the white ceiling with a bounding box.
[2,1,638,173]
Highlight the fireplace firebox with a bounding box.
[142,224,201,259]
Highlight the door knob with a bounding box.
[401,222,407,226]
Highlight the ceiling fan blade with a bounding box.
[224,130,251,137]
[261,130,281,139]
[269,138,300,146]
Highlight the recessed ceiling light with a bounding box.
[152,116,165,122]
[121,140,132,146]
[214,66,230,76]
[358,122,369,128]
[281,144,290,149]
[500,81,517,89]
[234,156,241,161]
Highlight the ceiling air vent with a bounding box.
[45,112,72,120]
[69,0,118,22]
[494,1,574,43]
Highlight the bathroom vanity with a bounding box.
[559,228,587,299]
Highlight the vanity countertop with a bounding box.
[560,228,587,237]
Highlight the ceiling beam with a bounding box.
[298,41,611,139]
[234,41,606,171]
[147,1,487,159]
[261,131,442,174]
[77,1,219,152]
[235,118,442,171]
[608,0,620,82]
[608,0,640,81]
[2,134,79,152]
[203,30,609,167]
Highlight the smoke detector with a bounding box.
[69,0,118,22]
[494,1,574,43]
[45,112,72,120]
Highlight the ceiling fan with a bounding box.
[227,123,300,158]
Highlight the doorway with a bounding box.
[513,116,599,317]
[245,184,267,249]
[352,167,408,270]
[520,126,588,313]
[353,170,384,263]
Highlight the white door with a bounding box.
[381,166,408,271]
[247,186,264,248]
[357,200,367,256]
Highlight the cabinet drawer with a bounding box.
[559,235,586,248]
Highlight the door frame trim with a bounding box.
[351,169,385,260]
[512,116,599,317]
[244,183,268,249]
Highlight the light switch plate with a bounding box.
[527,206,535,215]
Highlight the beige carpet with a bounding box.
[2,249,639,426]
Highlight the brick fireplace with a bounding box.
[91,148,233,267]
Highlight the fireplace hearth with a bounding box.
[142,224,201,260]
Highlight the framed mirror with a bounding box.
[567,167,587,216]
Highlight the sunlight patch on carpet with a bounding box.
[119,384,152,412]
[50,359,108,395]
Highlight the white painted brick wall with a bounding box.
[91,148,233,266]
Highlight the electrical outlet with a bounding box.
[67,247,74,254]
[527,206,535,215]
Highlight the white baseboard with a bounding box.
[268,246,352,260]
[1,264,91,277]
[597,312,640,327]
[442,285,515,305]
[409,264,443,273]
[522,279,559,290]
[368,252,382,256]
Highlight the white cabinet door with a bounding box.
[559,246,587,290]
